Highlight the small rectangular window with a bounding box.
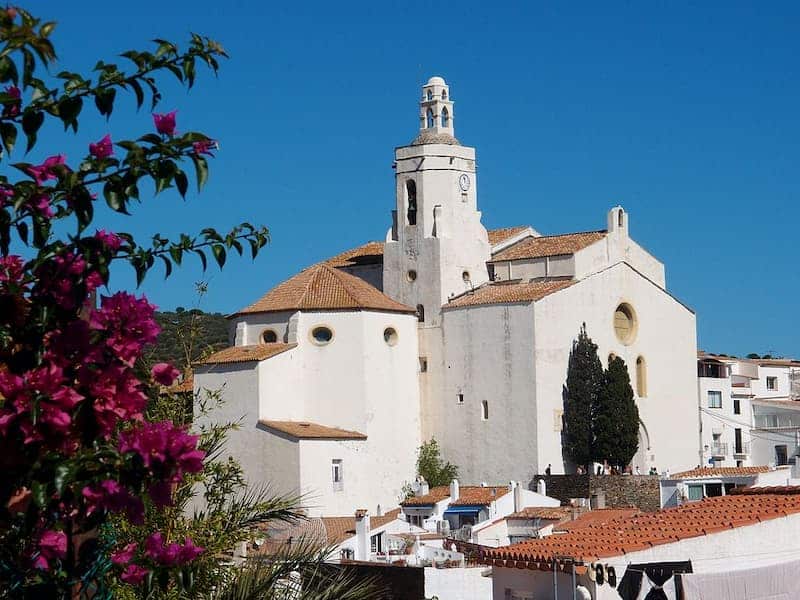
[332,459,343,490]
[767,376,778,391]
[419,357,428,373]
[707,390,722,408]
[687,485,703,501]
[457,393,464,404]
[733,399,741,415]
[461,193,468,203]
[481,400,489,420]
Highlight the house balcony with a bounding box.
[733,442,750,456]
[754,414,800,429]
[731,382,753,396]
[710,442,728,457]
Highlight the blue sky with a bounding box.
[24,1,800,358]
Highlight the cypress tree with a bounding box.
[595,356,640,468]
[563,324,603,468]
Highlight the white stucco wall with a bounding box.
[229,310,296,346]
[425,566,493,600]
[436,303,538,485]
[534,262,698,475]
[196,308,421,517]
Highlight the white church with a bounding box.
[194,77,699,516]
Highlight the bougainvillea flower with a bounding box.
[26,155,67,185]
[151,362,180,386]
[3,85,20,117]
[94,229,122,251]
[120,564,149,585]
[178,537,204,564]
[152,111,177,136]
[89,134,114,159]
[33,530,67,570]
[111,542,138,566]
[192,139,217,156]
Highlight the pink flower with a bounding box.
[178,537,204,563]
[120,564,149,585]
[0,255,24,284]
[33,530,67,570]
[89,293,160,366]
[0,185,13,207]
[82,479,144,524]
[94,229,122,251]
[192,139,217,156]
[153,111,177,136]
[26,155,66,185]
[111,542,138,566]
[3,85,20,117]
[89,134,114,159]
[30,193,53,218]
[144,533,203,566]
[151,363,180,386]
[118,421,205,506]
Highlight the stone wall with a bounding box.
[532,474,660,512]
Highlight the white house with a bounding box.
[399,479,560,546]
[659,464,797,507]
[698,352,800,468]
[194,76,699,517]
[483,486,800,600]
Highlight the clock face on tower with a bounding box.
[458,173,471,191]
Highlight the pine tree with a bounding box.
[563,324,603,468]
[595,356,640,468]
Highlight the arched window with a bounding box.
[441,89,447,100]
[426,108,435,129]
[416,304,425,323]
[262,329,278,343]
[618,209,624,227]
[636,356,647,397]
[441,107,449,127]
[406,180,417,225]
[427,89,433,101]
[481,400,489,420]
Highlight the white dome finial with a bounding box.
[413,76,457,145]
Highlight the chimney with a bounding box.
[513,482,522,513]
[376,504,383,517]
[354,509,370,561]
[418,475,430,496]
[450,479,459,502]
[537,478,547,496]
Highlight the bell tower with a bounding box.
[383,76,491,328]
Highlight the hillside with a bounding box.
[146,309,230,369]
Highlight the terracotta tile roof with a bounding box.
[401,486,451,506]
[553,508,640,532]
[480,489,800,567]
[490,230,607,262]
[324,241,384,268]
[195,343,295,365]
[698,351,800,367]
[506,507,574,521]
[234,263,415,316]
[444,279,574,309]
[259,420,367,440]
[321,508,402,545]
[450,486,510,507]
[488,226,529,247]
[670,466,773,479]
[254,517,327,554]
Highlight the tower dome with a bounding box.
[412,75,459,146]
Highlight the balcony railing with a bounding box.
[733,442,750,456]
[710,443,728,457]
[754,414,800,429]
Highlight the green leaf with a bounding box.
[0,122,16,156]
[211,244,226,268]
[169,246,183,265]
[54,463,74,496]
[103,182,128,214]
[194,248,207,271]
[174,170,188,198]
[31,481,47,509]
[57,95,83,132]
[191,154,208,191]
[159,255,172,279]
[21,110,44,153]
[93,87,116,118]
[129,79,144,109]
[16,220,28,244]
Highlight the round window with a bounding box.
[407,270,417,282]
[311,326,334,345]
[613,303,637,344]
[383,327,398,346]
[262,329,278,343]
